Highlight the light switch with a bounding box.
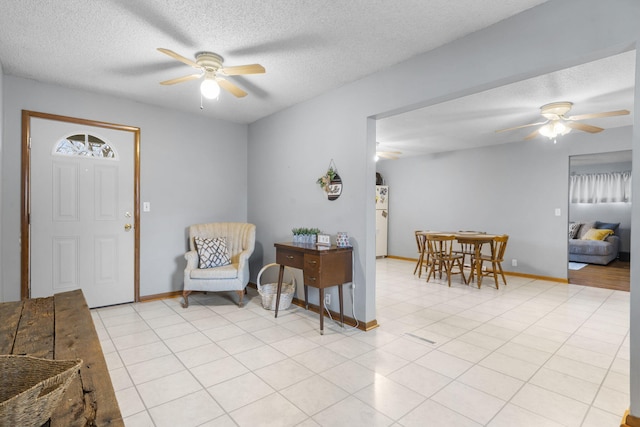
[143,202,151,212]
[554,208,561,216]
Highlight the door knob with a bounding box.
[124,224,132,231]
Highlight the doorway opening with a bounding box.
[568,150,631,291]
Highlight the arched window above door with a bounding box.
[53,133,118,159]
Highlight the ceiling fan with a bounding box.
[375,142,401,160]
[376,150,401,160]
[495,101,630,140]
[157,48,265,99]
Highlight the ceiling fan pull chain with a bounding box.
[200,92,204,110]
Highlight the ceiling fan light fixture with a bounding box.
[200,76,220,99]
[539,120,571,139]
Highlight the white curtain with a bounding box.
[570,171,632,203]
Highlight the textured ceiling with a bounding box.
[0,0,549,124]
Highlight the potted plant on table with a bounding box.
[292,227,322,244]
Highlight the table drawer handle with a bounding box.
[286,255,294,259]
[307,260,317,264]
[308,277,317,282]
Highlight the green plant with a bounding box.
[292,227,322,235]
[316,167,337,191]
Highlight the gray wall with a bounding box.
[1,76,248,302]
[246,0,640,412]
[570,158,632,254]
[377,126,632,278]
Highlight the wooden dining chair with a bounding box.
[454,231,487,282]
[413,231,428,277]
[477,234,509,289]
[426,234,467,287]
[424,234,441,282]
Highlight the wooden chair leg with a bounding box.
[445,261,453,287]
[497,263,507,286]
[414,253,422,275]
[458,259,468,284]
[426,263,435,282]
[236,290,244,307]
[492,262,500,289]
[182,290,191,308]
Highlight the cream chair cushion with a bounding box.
[183,222,256,307]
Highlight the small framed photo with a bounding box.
[316,234,331,246]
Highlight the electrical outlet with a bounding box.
[325,294,331,306]
[512,259,518,267]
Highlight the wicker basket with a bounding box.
[0,355,82,427]
[257,263,296,310]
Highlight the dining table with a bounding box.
[418,231,498,288]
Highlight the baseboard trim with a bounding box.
[136,293,377,331]
[386,255,569,283]
[387,255,416,262]
[288,297,378,331]
[232,283,376,331]
[505,271,568,283]
[621,409,640,427]
[139,290,183,302]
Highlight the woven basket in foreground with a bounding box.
[0,355,82,427]
[257,263,296,310]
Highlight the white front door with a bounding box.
[29,117,136,307]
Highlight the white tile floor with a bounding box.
[93,258,630,426]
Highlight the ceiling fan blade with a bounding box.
[524,129,539,140]
[566,109,630,121]
[220,64,266,75]
[157,48,200,69]
[495,121,547,133]
[565,121,604,133]
[216,77,247,98]
[160,73,202,85]
[377,152,399,160]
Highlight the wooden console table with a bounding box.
[274,242,353,334]
[0,289,123,426]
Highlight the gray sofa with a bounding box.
[568,220,620,265]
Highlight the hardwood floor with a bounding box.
[568,259,630,292]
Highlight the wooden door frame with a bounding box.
[21,110,141,302]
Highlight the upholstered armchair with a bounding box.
[183,222,256,308]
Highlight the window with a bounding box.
[569,171,631,203]
[53,134,117,159]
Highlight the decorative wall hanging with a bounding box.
[316,159,342,201]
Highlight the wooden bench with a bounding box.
[0,289,123,426]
